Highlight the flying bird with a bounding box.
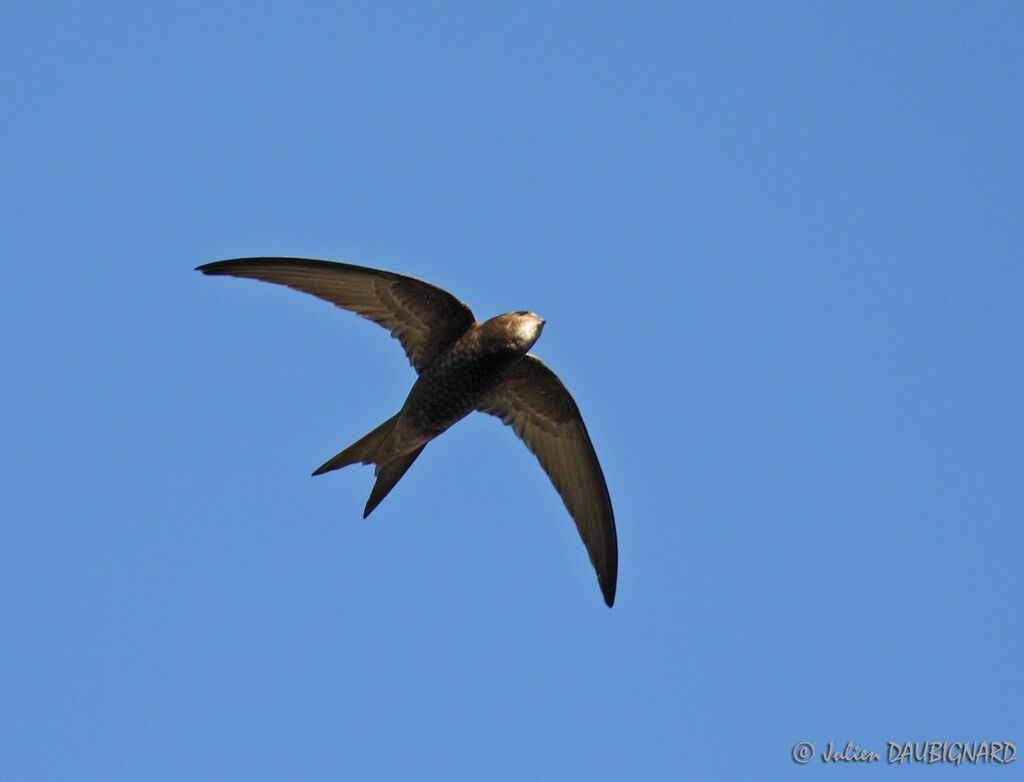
[197,257,617,606]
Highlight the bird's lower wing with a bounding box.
[478,355,617,606]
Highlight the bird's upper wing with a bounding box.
[478,355,617,606]
[196,257,475,372]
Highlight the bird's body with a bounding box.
[197,257,617,605]
[394,314,540,448]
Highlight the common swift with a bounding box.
[197,257,618,606]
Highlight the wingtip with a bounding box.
[600,571,617,607]
[603,588,616,608]
[195,260,227,275]
[197,258,266,274]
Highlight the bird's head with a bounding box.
[482,311,546,354]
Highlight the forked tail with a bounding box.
[313,414,427,517]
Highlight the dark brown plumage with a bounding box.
[197,257,618,606]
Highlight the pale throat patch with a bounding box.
[516,317,543,347]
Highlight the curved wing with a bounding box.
[197,257,475,372]
[478,355,618,606]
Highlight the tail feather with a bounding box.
[363,445,426,518]
[312,414,399,476]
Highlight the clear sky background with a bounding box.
[2,2,1021,779]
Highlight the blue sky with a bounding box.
[2,2,1021,779]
